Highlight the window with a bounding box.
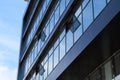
[60,28,65,41]
[54,39,59,49]
[34,42,38,58]
[38,39,41,52]
[39,74,43,80]
[82,0,90,8]
[55,6,60,24]
[25,59,28,73]
[36,72,40,80]
[48,54,53,74]
[93,0,106,18]
[40,31,46,42]
[46,23,50,38]
[114,53,120,76]
[49,47,53,56]
[75,5,82,17]
[66,30,73,52]
[54,47,59,68]
[44,61,48,79]
[107,0,111,3]
[44,55,48,64]
[65,0,70,7]
[60,37,65,60]
[70,15,81,33]
[83,0,93,31]
[36,17,39,29]
[60,0,65,16]
[39,11,42,22]
[104,61,113,80]
[50,15,55,33]
[42,2,46,15]
[89,69,102,80]
[32,48,35,61]
[39,64,45,80]
[31,49,34,63]
[46,0,50,5]
[74,14,82,42]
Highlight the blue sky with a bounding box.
[0,0,27,80]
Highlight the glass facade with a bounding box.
[24,0,71,76]
[21,0,113,80]
[22,0,51,57]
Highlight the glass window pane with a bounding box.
[60,28,65,41]
[75,6,81,17]
[39,11,42,22]
[32,48,35,61]
[83,0,93,31]
[45,25,49,39]
[114,53,120,76]
[38,39,41,52]
[89,69,101,80]
[44,61,48,79]
[60,0,65,16]
[42,2,46,14]
[49,47,53,56]
[35,43,38,57]
[31,50,34,63]
[70,15,80,33]
[39,64,45,76]
[107,0,110,3]
[104,61,113,80]
[30,53,33,63]
[93,0,106,18]
[55,6,60,24]
[82,0,89,8]
[50,15,54,33]
[39,75,43,80]
[40,31,46,42]
[66,0,70,7]
[36,17,39,28]
[60,37,65,60]
[36,73,40,80]
[54,39,59,49]
[48,54,53,74]
[25,60,28,73]
[74,25,82,43]
[46,0,50,5]
[66,30,73,52]
[44,55,48,64]
[54,47,59,68]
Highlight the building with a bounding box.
[17,0,120,80]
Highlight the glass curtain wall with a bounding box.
[26,0,112,79]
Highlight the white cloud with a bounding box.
[0,65,17,80]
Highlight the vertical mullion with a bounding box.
[81,4,84,33]
[92,0,95,20]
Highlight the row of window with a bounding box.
[22,0,51,56]
[75,0,111,32]
[25,0,71,76]
[31,50,120,80]
[84,51,120,80]
[27,0,111,79]
[23,0,39,35]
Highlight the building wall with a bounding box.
[17,0,120,80]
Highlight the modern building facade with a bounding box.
[17,0,120,80]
